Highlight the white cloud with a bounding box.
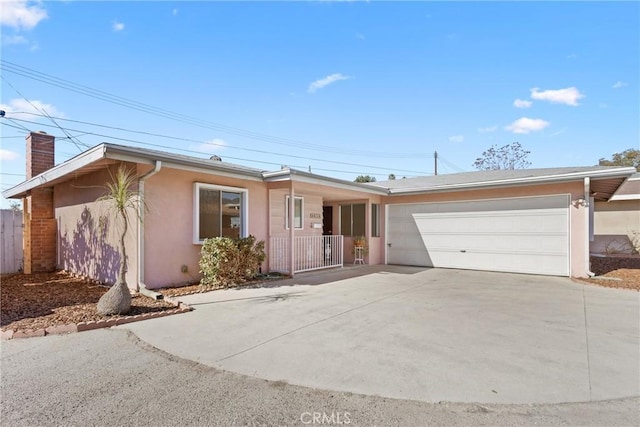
[612,81,628,89]
[307,73,350,93]
[0,98,64,120]
[477,125,497,133]
[504,117,550,134]
[192,138,227,153]
[448,135,464,143]
[112,21,125,32]
[530,87,584,106]
[0,0,47,30]
[172,8,178,16]
[1,33,37,50]
[0,149,20,161]
[355,33,365,40]
[1,34,28,45]
[513,98,532,108]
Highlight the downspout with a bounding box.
[137,161,163,298]
[584,177,595,277]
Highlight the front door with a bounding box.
[322,206,333,235]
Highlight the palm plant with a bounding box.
[96,165,142,315]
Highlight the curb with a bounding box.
[2,300,193,341]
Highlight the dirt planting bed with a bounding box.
[579,255,640,291]
[1,271,176,333]
[590,254,640,276]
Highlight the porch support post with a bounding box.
[289,182,295,276]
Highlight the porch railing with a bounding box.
[269,235,343,274]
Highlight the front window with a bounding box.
[286,196,303,229]
[194,183,248,243]
[371,203,380,237]
[340,203,366,236]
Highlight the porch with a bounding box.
[264,172,385,276]
[269,235,344,274]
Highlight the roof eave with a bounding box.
[263,168,389,195]
[2,144,108,199]
[102,144,264,180]
[2,143,267,199]
[388,167,637,196]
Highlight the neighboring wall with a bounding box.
[1,209,23,274]
[381,181,588,277]
[54,163,138,287]
[143,167,268,289]
[592,200,640,254]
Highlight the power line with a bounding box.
[1,75,88,152]
[0,60,435,159]
[8,116,430,176]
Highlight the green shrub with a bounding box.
[199,235,266,289]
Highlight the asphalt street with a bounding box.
[1,328,638,426]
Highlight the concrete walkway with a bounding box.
[122,267,640,404]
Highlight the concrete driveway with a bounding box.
[122,266,640,404]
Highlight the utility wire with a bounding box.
[1,75,88,151]
[8,116,430,175]
[0,60,435,159]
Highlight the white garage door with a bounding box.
[386,195,570,276]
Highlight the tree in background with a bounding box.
[354,175,377,183]
[96,166,144,315]
[598,148,640,171]
[473,142,531,170]
[388,174,396,180]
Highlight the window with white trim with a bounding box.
[285,196,303,229]
[340,203,366,236]
[194,183,248,243]
[371,203,380,237]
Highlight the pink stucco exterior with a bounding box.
[54,163,139,286]
[142,167,269,289]
[49,158,593,289]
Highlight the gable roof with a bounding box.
[610,172,640,200]
[2,142,636,201]
[371,166,637,199]
[2,143,266,199]
[1,142,387,199]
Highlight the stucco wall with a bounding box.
[142,167,268,289]
[592,200,640,254]
[269,189,323,237]
[380,181,588,277]
[54,163,138,287]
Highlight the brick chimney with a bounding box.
[23,131,57,273]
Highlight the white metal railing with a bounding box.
[269,235,343,274]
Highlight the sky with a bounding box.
[1,1,639,208]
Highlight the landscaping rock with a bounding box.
[97,281,132,315]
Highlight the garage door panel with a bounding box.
[387,195,569,276]
[419,233,568,253]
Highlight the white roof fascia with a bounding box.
[389,167,637,195]
[263,169,388,195]
[103,144,264,180]
[105,151,263,182]
[2,144,107,199]
[609,194,640,201]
